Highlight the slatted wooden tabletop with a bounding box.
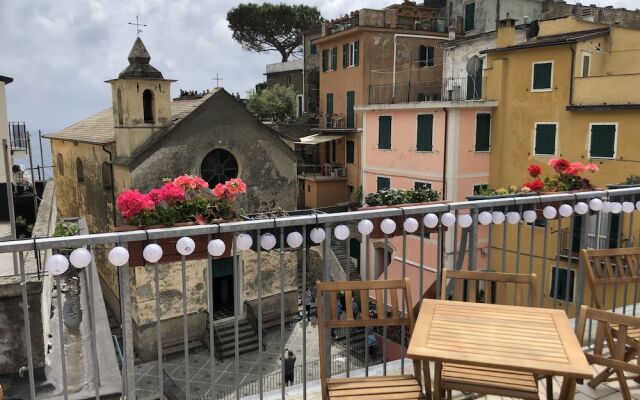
[407,300,592,379]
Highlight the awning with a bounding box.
[298,134,344,145]
[372,260,437,308]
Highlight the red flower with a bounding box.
[523,179,545,192]
[146,188,164,205]
[194,214,206,225]
[116,190,155,221]
[548,157,570,174]
[212,178,246,200]
[159,182,186,205]
[212,183,225,199]
[528,164,542,178]
[173,174,210,190]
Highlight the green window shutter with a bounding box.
[378,116,392,150]
[427,46,435,67]
[416,114,434,151]
[343,44,348,68]
[354,41,359,66]
[419,45,427,67]
[464,2,475,31]
[534,124,557,155]
[475,113,491,151]
[346,91,355,129]
[310,44,317,55]
[322,49,327,72]
[533,63,553,90]
[331,47,337,70]
[326,93,334,115]
[377,177,390,192]
[590,124,616,158]
[346,140,355,164]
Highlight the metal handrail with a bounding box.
[244,300,267,351]
[211,320,224,362]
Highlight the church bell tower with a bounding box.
[106,37,175,158]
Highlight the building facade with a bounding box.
[265,59,304,118]
[0,76,13,184]
[303,24,322,116]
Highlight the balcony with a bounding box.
[368,77,483,105]
[571,74,640,109]
[297,163,346,179]
[1,188,640,399]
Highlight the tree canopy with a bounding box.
[227,3,322,62]
[247,84,296,121]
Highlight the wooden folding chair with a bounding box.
[438,270,543,400]
[577,306,640,400]
[316,278,427,400]
[581,248,640,388]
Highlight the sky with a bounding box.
[0,0,636,135]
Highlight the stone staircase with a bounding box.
[331,237,359,282]
[204,316,260,361]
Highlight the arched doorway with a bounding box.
[143,89,154,123]
[200,149,239,187]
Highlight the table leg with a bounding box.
[433,362,442,400]
[422,360,432,400]
[559,377,576,400]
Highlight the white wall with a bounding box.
[0,82,9,183]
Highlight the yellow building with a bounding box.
[481,16,640,314]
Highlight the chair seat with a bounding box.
[441,363,539,400]
[327,375,425,400]
[611,324,640,342]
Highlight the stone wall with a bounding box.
[242,250,298,316]
[542,1,640,30]
[266,70,304,96]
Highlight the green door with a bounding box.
[346,91,355,129]
[466,58,483,100]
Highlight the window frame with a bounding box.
[416,113,434,152]
[377,115,393,150]
[474,112,491,152]
[549,265,575,302]
[376,176,391,192]
[533,122,558,156]
[581,51,591,77]
[346,140,355,165]
[588,122,618,160]
[76,157,84,183]
[414,181,432,191]
[464,1,475,32]
[531,61,554,92]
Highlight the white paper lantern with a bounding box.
[358,219,374,235]
[506,212,521,225]
[380,218,397,235]
[403,217,419,233]
[235,233,253,251]
[207,239,226,257]
[45,254,69,276]
[310,227,326,244]
[559,204,573,218]
[286,232,304,248]
[589,198,603,211]
[142,244,163,263]
[523,210,537,223]
[260,233,277,250]
[492,211,505,225]
[108,246,129,266]
[423,213,439,228]
[623,201,635,213]
[458,214,473,228]
[574,202,589,215]
[637,201,640,211]
[478,211,493,225]
[611,202,623,214]
[176,237,196,255]
[602,201,613,213]
[441,212,456,227]
[334,224,350,241]
[543,206,557,220]
[69,248,92,268]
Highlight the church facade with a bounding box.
[47,38,299,359]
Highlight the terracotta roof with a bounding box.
[481,27,609,54]
[45,94,210,145]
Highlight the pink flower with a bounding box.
[194,214,206,225]
[173,175,210,190]
[159,182,186,205]
[566,162,587,175]
[586,163,599,173]
[116,190,155,221]
[147,188,164,205]
[548,157,570,174]
[212,183,225,199]
[523,179,545,193]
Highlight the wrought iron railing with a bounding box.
[8,122,28,151]
[368,77,486,105]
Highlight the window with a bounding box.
[475,113,491,151]
[76,158,84,183]
[321,48,337,72]
[589,124,616,159]
[200,149,239,187]
[378,116,392,150]
[534,123,557,155]
[346,140,355,164]
[143,89,154,123]
[322,49,328,72]
[330,47,337,71]
[416,114,433,152]
[377,177,390,192]
[346,91,355,128]
[308,184,311,192]
[473,184,489,195]
[415,181,432,190]
[464,2,475,32]
[342,41,360,68]
[116,89,123,126]
[331,140,337,162]
[581,52,591,77]
[419,45,435,67]
[101,162,113,190]
[326,93,334,116]
[310,44,317,55]
[550,266,575,302]
[56,154,64,176]
[532,62,553,91]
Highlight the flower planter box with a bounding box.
[114,221,233,267]
[466,193,537,213]
[608,184,640,203]
[357,201,449,239]
[240,210,326,251]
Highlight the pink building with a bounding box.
[356,100,498,307]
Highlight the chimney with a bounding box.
[496,13,517,48]
[448,25,456,40]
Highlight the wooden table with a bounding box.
[407,300,592,400]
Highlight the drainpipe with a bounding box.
[101,145,117,227]
[569,43,576,106]
[392,33,447,99]
[442,107,448,199]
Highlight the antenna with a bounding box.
[466,55,481,76]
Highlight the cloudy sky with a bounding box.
[0,0,635,134]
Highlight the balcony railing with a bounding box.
[368,77,484,105]
[8,122,28,151]
[2,187,640,398]
[297,163,346,178]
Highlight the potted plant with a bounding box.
[466,185,537,212]
[114,175,246,266]
[358,187,445,239]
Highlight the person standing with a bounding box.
[305,288,313,321]
[284,350,296,386]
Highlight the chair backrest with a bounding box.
[576,306,640,375]
[581,248,640,310]
[316,279,419,397]
[441,269,539,307]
